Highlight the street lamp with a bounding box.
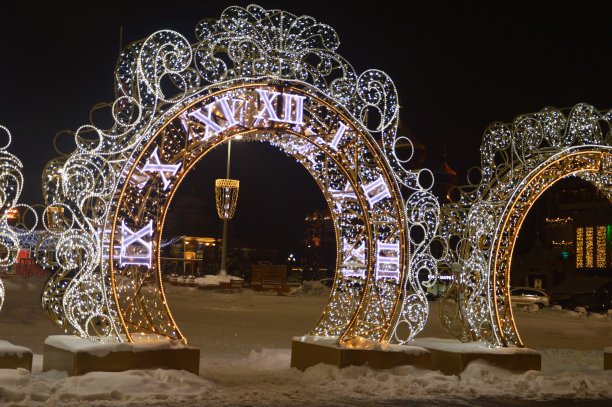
[215,139,240,276]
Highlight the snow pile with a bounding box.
[0,368,213,405]
[288,280,331,297]
[542,349,603,373]
[1,349,611,406]
[195,274,243,288]
[459,360,612,399]
[299,357,612,401]
[243,348,291,370]
[574,306,588,315]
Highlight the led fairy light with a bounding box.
[439,104,612,347]
[596,225,606,268]
[42,5,438,345]
[0,125,34,311]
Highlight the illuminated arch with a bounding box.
[0,125,33,310]
[41,5,439,344]
[439,104,612,346]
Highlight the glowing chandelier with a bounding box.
[215,179,239,220]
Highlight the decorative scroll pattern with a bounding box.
[0,126,33,310]
[439,104,612,347]
[41,5,434,344]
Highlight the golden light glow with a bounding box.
[215,179,240,220]
[576,227,584,268]
[596,226,606,268]
[6,208,18,220]
[546,217,573,224]
[585,227,594,268]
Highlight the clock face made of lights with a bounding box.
[40,5,439,344]
[108,83,408,343]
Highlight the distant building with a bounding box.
[513,237,563,290]
[514,177,612,289]
[302,209,335,279]
[432,144,458,204]
[164,187,215,237]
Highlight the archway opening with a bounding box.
[106,83,408,345]
[159,139,337,354]
[510,176,612,347]
[491,148,611,346]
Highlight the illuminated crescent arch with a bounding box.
[439,103,612,346]
[0,125,34,310]
[41,5,439,343]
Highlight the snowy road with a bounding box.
[0,277,611,406]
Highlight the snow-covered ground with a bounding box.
[0,276,611,406]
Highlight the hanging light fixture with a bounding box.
[215,178,239,220]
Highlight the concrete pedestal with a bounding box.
[0,340,33,371]
[291,335,431,371]
[604,348,612,370]
[409,338,541,375]
[42,335,199,376]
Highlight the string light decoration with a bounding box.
[40,5,439,344]
[576,227,584,268]
[585,227,594,268]
[438,103,612,347]
[215,179,239,220]
[596,226,606,268]
[0,125,34,311]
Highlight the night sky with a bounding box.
[1,1,611,249]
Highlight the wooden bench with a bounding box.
[218,278,244,291]
[229,278,244,289]
[261,277,288,292]
[251,265,289,292]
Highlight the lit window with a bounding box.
[585,227,594,268]
[576,227,583,268]
[596,226,606,268]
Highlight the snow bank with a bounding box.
[195,274,243,288]
[299,356,612,401]
[459,360,612,399]
[243,348,292,370]
[289,280,330,297]
[1,348,611,405]
[0,368,213,405]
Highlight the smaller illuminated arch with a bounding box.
[439,104,612,347]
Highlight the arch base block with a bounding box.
[409,338,540,375]
[604,348,612,370]
[0,340,33,371]
[290,335,431,371]
[42,335,199,376]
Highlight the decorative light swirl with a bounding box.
[0,125,31,311]
[439,103,612,347]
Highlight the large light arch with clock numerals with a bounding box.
[40,5,439,345]
[109,82,409,343]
